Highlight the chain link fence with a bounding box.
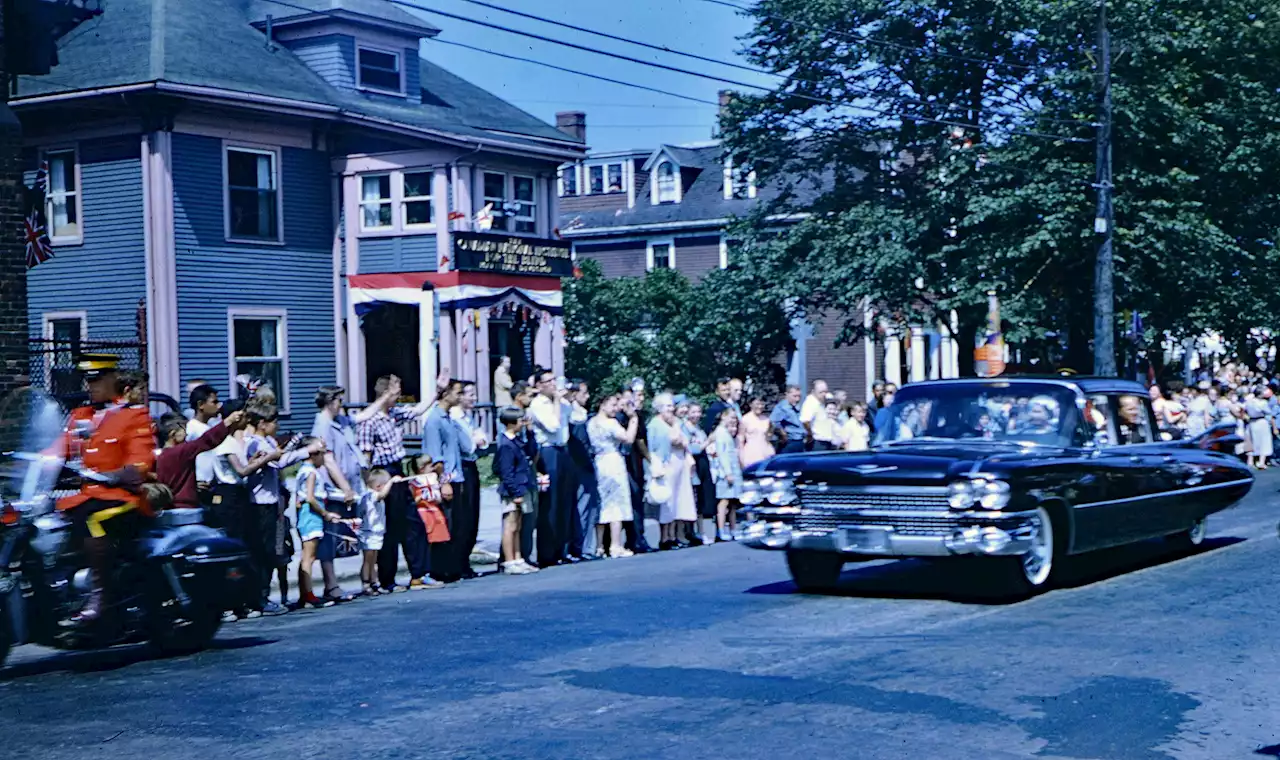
[28,335,146,398]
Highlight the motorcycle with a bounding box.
[0,387,253,669]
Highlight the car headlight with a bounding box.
[973,478,1011,510]
[947,480,974,509]
[766,479,797,506]
[740,487,764,506]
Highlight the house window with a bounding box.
[559,165,577,197]
[360,174,393,230]
[656,161,678,203]
[226,147,280,241]
[584,162,624,194]
[512,175,536,234]
[230,310,288,409]
[648,242,672,270]
[43,311,86,397]
[357,46,402,93]
[607,164,623,193]
[727,159,754,200]
[483,171,508,232]
[402,171,434,227]
[42,148,80,241]
[588,165,604,194]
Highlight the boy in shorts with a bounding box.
[358,468,394,595]
[494,407,538,575]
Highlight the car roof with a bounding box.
[906,376,1150,396]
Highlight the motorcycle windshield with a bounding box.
[0,387,68,505]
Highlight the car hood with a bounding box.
[752,442,1068,486]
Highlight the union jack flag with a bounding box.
[24,162,53,269]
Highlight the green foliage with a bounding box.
[721,0,1280,365]
[563,259,792,399]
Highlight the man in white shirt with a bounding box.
[799,379,829,443]
[529,370,574,567]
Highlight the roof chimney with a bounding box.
[715,90,735,138]
[556,111,586,142]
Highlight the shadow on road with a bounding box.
[744,536,1247,604]
[0,635,276,681]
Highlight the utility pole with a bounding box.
[1092,0,1116,376]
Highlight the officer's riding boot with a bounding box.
[70,536,110,625]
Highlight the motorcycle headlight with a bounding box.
[947,480,975,510]
[973,478,1011,510]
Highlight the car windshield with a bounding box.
[873,382,1080,448]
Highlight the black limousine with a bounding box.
[737,377,1254,597]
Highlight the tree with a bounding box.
[722,0,1280,372]
[562,260,792,398]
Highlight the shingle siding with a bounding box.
[171,132,335,426]
[357,235,437,273]
[286,34,356,91]
[26,135,146,340]
[576,240,646,279]
[560,193,628,213]
[674,234,720,282]
[806,311,868,404]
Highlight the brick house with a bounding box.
[14,0,585,424]
[555,112,960,399]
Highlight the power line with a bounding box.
[386,0,1089,142]
[441,0,1094,129]
[696,0,1045,74]
[431,38,718,106]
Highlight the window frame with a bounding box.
[653,160,680,205]
[40,145,83,245]
[227,307,291,413]
[646,238,675,271]
[400,170,435,230]
[223,144,284,245]
[558,164,579,197]
[356,44,405,95]
[358,172,394,233]
[511,173,537,234]
[41,310,88,395]
[482,170,509,233]
[584,161,624,195]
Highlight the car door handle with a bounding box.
[1129,455,1142,463]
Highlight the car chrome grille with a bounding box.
[793,513,957,537]
[797,486,950,513]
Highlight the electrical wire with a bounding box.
[384,0,1089,142]
[444,0,1095,129]
[696,0,1047,74]
[432,38,718,106]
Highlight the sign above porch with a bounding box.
[453,232,573,278]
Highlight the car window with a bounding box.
[1111,394,1154,445]
[1083,395,1117,446]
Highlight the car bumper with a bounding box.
[735,507,1041,558]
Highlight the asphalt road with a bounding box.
[5,474,1280,759]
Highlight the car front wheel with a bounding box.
[988,507,1060,600]
[1167,517,1207,552]
[786,550,846,592]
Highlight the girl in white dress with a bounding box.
[588,394,639,557]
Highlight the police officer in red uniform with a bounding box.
[58,353,156,625]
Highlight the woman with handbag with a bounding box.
[646,393,697,549]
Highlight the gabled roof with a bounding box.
[245,0,440,37]
[14,0,581,156]
[641,144,708,172]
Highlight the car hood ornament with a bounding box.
[846,464,898,475]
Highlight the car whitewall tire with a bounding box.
[1020,507,1055,588]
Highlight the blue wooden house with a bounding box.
[16,0,584,421]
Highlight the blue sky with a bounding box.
[411,0,777,153]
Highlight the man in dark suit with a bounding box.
[703,377,734,435]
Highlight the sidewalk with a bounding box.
[280,486,662,598]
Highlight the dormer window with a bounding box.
[655,161,678,204]
[357,46,403,94]
[585,162,625,195]
[725,156,757,200]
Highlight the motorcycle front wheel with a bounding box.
[148,602,222,656]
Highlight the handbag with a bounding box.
[645,463,673,505]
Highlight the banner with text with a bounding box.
[453,232,573,278]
